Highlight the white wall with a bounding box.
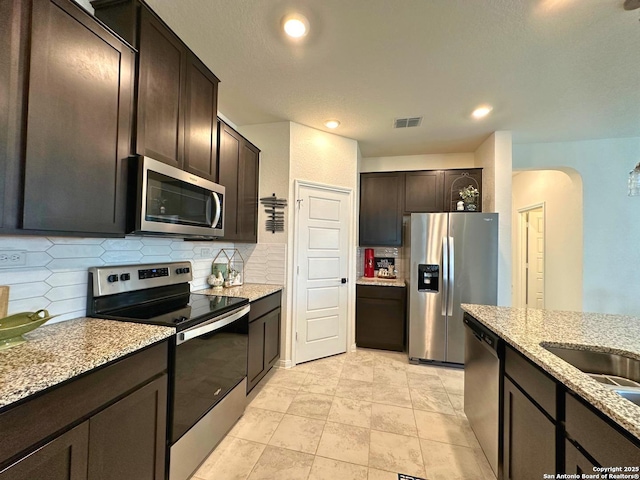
[359,153,475,173]
[475,132,513,306]
[513,137,640,315]
[512,170,583,311]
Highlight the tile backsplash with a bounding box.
[356,246,406,278]
[0,235,286,324]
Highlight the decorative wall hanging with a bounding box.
[260,193,287,233]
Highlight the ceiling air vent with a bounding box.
[394,116,423,128]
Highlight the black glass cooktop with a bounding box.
[97,293,248,331]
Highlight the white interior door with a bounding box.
[295,183,350,364]
[526,208,545,308]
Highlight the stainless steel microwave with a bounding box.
[129,156,225,238]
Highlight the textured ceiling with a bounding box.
[145,0,640,157]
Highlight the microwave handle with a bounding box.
[210,192,221,228]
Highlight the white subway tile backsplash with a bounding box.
[0,235,288,323]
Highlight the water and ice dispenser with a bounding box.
[417,264,439,292]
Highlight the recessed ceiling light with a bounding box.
[282,13,309,38]
[472,105,493,119]
[324,119,340,129]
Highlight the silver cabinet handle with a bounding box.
[177,305,250,345]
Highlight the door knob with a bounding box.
[341,278,347,284]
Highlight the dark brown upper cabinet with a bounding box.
[93,0,220,177]
[218,120,260,243]
[443,168,483,212]
[359,172,404,247]
[404,170,444,213]
[3,0,134,235]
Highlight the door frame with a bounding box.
[291,179,355,367]
[515,203,545,308]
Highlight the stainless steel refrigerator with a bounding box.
[408,212,498,364]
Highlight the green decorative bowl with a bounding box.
[0,310,57,351]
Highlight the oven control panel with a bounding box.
[89,262,193,297]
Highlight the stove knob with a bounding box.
[107,274,119,283]
[120,273,130,281]
[184,267,190,273]
[176,268,183,274]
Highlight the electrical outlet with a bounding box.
[200,247,211,257]
[0,251,27,268]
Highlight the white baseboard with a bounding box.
[278,359,293,369]
[350,343,357,352]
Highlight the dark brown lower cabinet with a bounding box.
[0,423,89,480]
[565,440,596,474]
[247,292,282,393]
[502,376,556,480]
[0,342,168,479]
[355,285,406,351]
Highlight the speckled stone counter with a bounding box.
[195,283,283,302]
[0,318,174,410]
[461,304,640,441]
[356,277,406,287]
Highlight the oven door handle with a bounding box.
[177,305,250,345]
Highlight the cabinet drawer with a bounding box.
[565,393,639,467]
[249,291,282,323]
[505,344,557,419]
[0,341,168,468]
[356,284,405,300]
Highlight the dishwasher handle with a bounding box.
[463,313,499,357]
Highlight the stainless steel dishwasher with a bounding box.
[463,313,501,477]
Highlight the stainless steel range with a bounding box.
[87,261,249,480]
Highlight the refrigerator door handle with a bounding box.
[448,236,455,316]
[442,236,448,317]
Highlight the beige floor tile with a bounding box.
[420,438,482,480]
[341,362,374,382]
[374,364,409,386]
[448,393,467,417]
[315,421,370,466]
[406,363,441,376]
[335,378,374,401]
[305,357,345,377]
[264,369,308,390]
[371,403,417,436]
[300,373,341,395]
[369,430,425,478]
[372,383,413,408]
[247,445,314,480]
[410,387,456,415]
[440,374,464,395]
[373,351,410,369]
[343,352,375,367]
[327,396,372,428]
[228,407,284,444]
[407,372,446,390]
[473,447,497,479]
[413,409,474,447]
[437,366,464,379]
[194,436,265,480]
[268,414,325,454]
[249,385,298,413]
[367,467,400,480]
[307,456,368,480]
[287,392,334,420]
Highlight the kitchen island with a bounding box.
[462,304,640,477]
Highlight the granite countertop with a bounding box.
[0,318,174,410]
[356,277,406,287]
[195,283,283,302]
[461,304,640,441]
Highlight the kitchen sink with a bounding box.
[541,345,640,407]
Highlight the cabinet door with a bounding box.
[218,121,241,240]
[359,172,403,246]
[264,308,281,367]
[247,318,266,390]
[503,376,556,480]
[0,422,88,480]
[356,286,406,351]
[404,171,443,213]
[237,141,260,243]
[137,6,186,168]
[443,169,483,212]
[87,375,167,480]
[22,0,134,234]
[184,52,219,181]
[565,440,597,475]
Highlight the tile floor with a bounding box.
[192,348,497,480]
